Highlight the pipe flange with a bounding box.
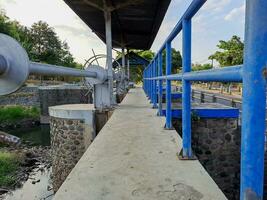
[85,65,107,85]
[0,34,29,95]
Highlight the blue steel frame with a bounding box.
[142,0,267,199]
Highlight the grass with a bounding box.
[0,105,40,123]
[0,152,22,187]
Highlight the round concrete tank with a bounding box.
[39,84,92,124]
[49,104,95,192]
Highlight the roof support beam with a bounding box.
[104,7,114,106]
[121,46,125,76]
[127,49,130,80]
[108,0,144,12]
[83,0,104,11]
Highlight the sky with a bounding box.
[0,0,245,66]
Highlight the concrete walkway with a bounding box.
[55,87,227,200]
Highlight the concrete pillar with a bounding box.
[49,104,96,192]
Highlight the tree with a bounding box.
[0,11,83,82]
[0,10,20,40]
[29,21,62,64]
[134,50,154,61]
[162,48,182,73]
[29,21,78,68]
[192,63,212,71]
[13,21,34,55]
[209,35,244,66]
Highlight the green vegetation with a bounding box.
[209,35,244,66]
[192,63,212,71]
[0,106,40,123]
[0,9,82,82]
[162,48,182,73]
[0,152,21,187]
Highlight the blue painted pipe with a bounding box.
[149,63,153,102]
[151,62,154,103]
[240,0,267,199]
[158,52,163,116]
[182,19,192,157]
[165,42,172,129]
[183,66,242,82]
[145,65,243,82]
[151,64,153,101]
[152,60,158,108]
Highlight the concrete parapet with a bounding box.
[49,104,95,192]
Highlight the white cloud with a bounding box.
[0,0,111,65]
[224,4,245,21]
[202,0,231,13]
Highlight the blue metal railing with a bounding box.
[143,0,267,199]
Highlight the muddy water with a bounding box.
[2,125,54,200]
[2,166,53,200]
[9,125,50,146]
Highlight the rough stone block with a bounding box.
[49,104,95,192]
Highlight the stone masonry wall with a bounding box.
[0,86,40,106]
[173,118,241,200]
[39,88,92,116]
[50,117,91,192]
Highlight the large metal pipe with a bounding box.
[0,33,108,95]
[0,55,8,75]
[29,62,97,78]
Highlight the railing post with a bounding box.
[151,62,154,104]
[152,59,158,108]
[165,42,173,129]
[212,94,216,103]
[149,63,153,103]
[144,69,147,95]
[148,65,151,99]
[151,64,153,102]
[146,69,148,95]
[231,99,236,108]
[143,70,145,92]
[180,19,194,158]
[158,52,163,116]
[200,91,205,103]
[241,0,267,199]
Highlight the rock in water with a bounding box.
[0,131,21,146]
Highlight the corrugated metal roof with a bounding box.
[63,0,171,49]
